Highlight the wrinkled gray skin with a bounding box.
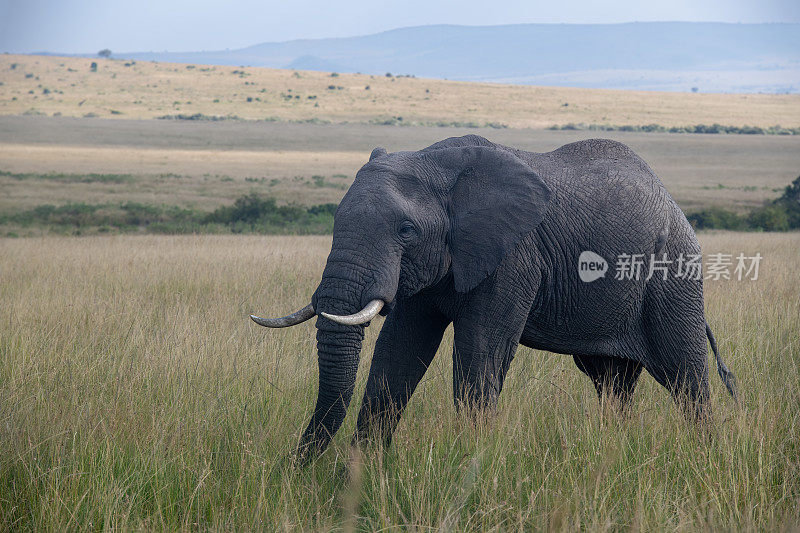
[295,134,738,459]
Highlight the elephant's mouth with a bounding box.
[250,299,384,328]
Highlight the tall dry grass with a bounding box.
[0,232,798,530]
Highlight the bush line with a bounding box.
[548,123,800,135]
[0,169,179,184]
[687,176,800,231]
[2,177,798,236]
[152,115,799,134]
[0,193,337,236]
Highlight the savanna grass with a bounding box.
[0,232,798,530]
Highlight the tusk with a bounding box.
[250,303,315,328]
[320,299,384,325]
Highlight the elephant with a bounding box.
[251,134,738,460]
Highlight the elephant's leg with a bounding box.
[451,288,536,413]
[644,342,710,420]
[573,354,643,413]
[354,294,450,446]
[642,277,711,419]
[452,333,522,414]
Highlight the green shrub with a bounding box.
[205,193,335,234]
[767,175,800,229]
[307,203,337,217]
[747,204,790,231]
[687,175,800,231]
[686,207,746,230]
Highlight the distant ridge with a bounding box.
[108,23,798,93]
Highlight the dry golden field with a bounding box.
[0,232,798,529]
[2,54,800,128]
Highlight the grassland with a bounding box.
[1,50,799,530]
[0,232,798,530]
[2,54,800,129]
[1,116,799,236]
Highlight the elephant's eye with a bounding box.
[398,221,418,241]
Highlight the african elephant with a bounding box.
[251,134,738,460]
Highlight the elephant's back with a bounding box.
[534,138,662,190]
[535,139,695,249]
[520,139,672,236]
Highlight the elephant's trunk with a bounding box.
[297,316,364,459]
[295,234,400,459]
[297,277,370,459]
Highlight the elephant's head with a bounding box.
[251,135,551,459]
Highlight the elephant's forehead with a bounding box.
[339,182,406,217]
[334,208,395,238]
[349,164,418,199]
[354,167,439,206]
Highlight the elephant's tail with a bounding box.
[706,322,739,403]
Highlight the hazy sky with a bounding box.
[2,0,799,54]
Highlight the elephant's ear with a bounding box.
[429,146,551,292]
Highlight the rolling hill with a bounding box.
[112,22,800,93]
